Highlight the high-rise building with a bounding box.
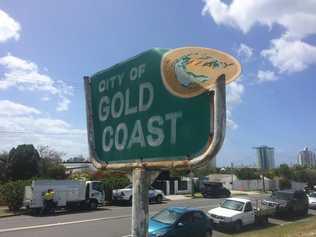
[297,147,316,167]
[254,146,275,170]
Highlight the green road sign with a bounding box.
[85,47,240,165]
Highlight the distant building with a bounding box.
[297,147,316,168]
[62,161,96,173]
[254,146,275,170]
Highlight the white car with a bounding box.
[308,192,316,209]
[112,184,165,203]
[208,197,272,232]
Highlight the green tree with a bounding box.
[0,152,9,183]
[276,164,292,179]
[0,180,31,211]
[46,165,67,179]
[66,155,86,163]
[37,145,66,178]
[235,168,260,180]
[278,177,291,190]
[7,145,40,180]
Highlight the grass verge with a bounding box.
[235,215,316,237]
[184,193,204,198]
[0,207,26,218]
[0,207,14,218]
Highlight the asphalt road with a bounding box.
[0,195,315,237]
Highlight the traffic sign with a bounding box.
[84,47,241,168]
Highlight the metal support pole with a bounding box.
[262,170,266,193]
[131,167,150,237]
[190,171,195,198]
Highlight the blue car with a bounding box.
[149,207,212,237]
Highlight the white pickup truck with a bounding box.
[112,184,164,203]
[208,197,275,232]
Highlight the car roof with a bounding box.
[225,197,249,203]
[166,206,201,213]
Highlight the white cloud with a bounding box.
[56,96,71,112]
[0,100,87,157]
[227,111,238,130]
[0,9,21,43]
[261,37,316,73]
[226,81,244,129]
[202,0,316,74]
[41,96,51,102]
[0,100,40,116]
[202,0,316,39]
[227,81,244,106]
[237,43,253,61]
[0,53,73,111]
[257,70,278,82]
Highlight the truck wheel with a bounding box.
[31,208,40,216]
[156,195,163,203]
[261,216,268,225]
[234,220,242,232]
[302,208,308,216]
[89,200,97,210]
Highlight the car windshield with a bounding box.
[124,184,155,190]
[221,200,244,211]
[309,193,316,198]
[152,209,182,225]
[272,192,293,200]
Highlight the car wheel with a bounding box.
[156,195,163,203]
[234,220,242,232]
[205,230,212,237]
[129,196,133,205]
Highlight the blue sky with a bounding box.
[0,0,315,166]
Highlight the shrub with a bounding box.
[102,174,130,190]
[279,178,291,190]
[0,180,31,211]
[235,168,260,180]
[69,171,93,181]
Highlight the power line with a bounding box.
[0,130,86,136]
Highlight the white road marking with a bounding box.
[0,215,130,233]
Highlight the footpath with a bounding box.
[166,190,266,201]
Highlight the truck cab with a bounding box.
[85,181,105,209]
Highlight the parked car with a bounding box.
[202,182,231,198]
[149,207,212,237]
[208,197,274,232]
[308,192,316,209]
[262,190,309,216]
[112,184,164,203]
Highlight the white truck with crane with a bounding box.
[23,180,105,214]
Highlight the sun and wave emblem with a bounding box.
[161,47,241,98]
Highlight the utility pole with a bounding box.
[231,162,234,190]
[131,168,150,237]
[262,170,266,193]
